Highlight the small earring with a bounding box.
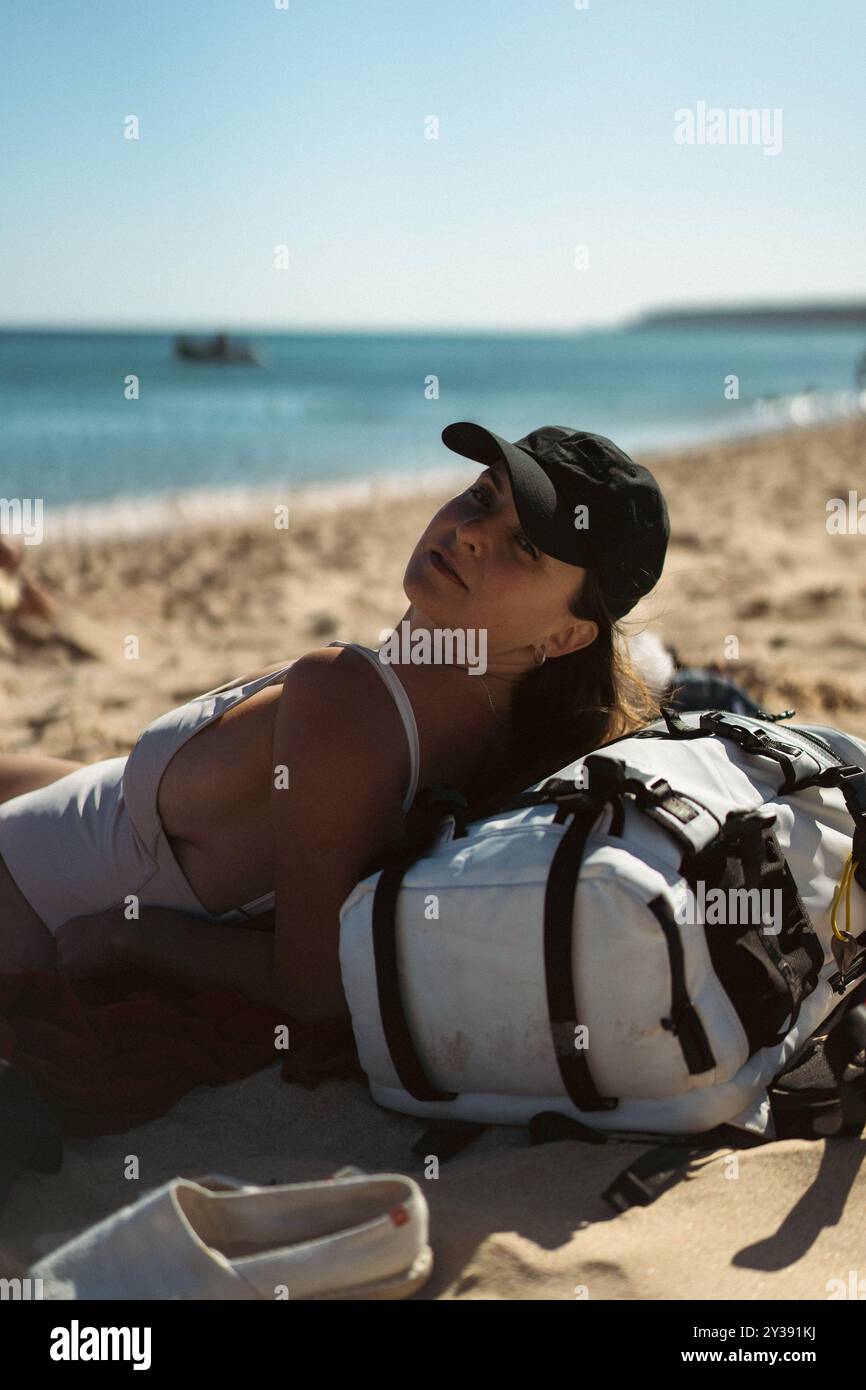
[534,644,547,667]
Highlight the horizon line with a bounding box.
[3,296,865,336]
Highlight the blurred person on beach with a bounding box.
[0,537,58,629]
[0,536,112,660]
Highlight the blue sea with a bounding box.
[1,328,864,528]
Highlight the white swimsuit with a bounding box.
[0,641,421,936]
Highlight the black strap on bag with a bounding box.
[640,704,830,765]
[578,754,725,861]
[829,768,866,894]
[601,1125,774,1213]
[527,1110,768,1212]
[693,712,818,794]
[544,808,619,1112]
[598,1125,769,1213]
[810,1001,866,1135]
[646,895,716,1073]
[681,810,825,1051]
[410,1120,490,1163]
[367,786,473,1104]
[371,854,458,1103]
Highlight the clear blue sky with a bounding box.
[1,0,863,331]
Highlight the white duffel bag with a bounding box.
[338,707,866,1140]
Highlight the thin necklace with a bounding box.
[466,668,507,723]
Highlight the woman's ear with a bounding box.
[548,619,598,658]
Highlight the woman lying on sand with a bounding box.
[0,423,669,1022]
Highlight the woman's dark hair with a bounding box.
[461,567,663,821]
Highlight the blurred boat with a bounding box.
[174,333,260,365]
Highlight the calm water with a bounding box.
[1,328,864,511]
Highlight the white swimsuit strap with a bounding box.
[231,644,419,922]
[327,641,420,815]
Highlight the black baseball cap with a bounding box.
[441,421,670,620]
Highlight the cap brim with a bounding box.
[441,422,558,540]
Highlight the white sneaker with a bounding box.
[29,1168,432,1300]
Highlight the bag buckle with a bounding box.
[836,765,866,821]
[700,712,803,760]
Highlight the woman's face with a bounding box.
[403,460,598,658]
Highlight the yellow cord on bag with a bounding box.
[830,853,859,942]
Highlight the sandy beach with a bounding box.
[3,415,866,764]
[3,415,866,1300]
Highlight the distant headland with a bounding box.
[631,302,866,330]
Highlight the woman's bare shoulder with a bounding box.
[275,644,414,815]
[281,643,403,717]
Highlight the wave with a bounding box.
[43,463,476,542]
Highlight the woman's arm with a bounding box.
[112,908,288,1009]
[268,649,412,1022]
[58,905,289,1010]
